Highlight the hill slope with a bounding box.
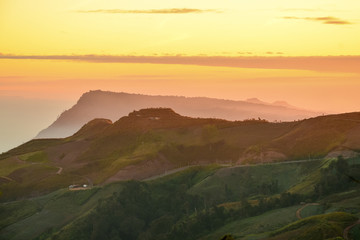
[2,159,359,240]
[1,108,360,201]
[35,90,321,139]
[1,109,360,239]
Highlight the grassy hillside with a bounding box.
[1,109,360,201]
[0,184,124,240]
[1,156,358,240]
[0,109,360,240]
[268,212,357,240]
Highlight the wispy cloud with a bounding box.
[1,54,360,73]
[77,8,220,14]
[283,16,353,25]
[281,8,320,12]
[265,52,284,55]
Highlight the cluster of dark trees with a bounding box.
[314,156,360,197]
[224,178,279,204]
[45,179,305,240]
[38,157,359,240]
[47,181,204,240]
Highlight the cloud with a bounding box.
[281,8,320,12]
[1,54,360,73]
[265,51,284,55]
[283,16,353,25]
[237,52,253,55]
[77,8,220,14]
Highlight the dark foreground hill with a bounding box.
[35,90,321,139]
[1,159,359,240]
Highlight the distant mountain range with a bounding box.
[35,90,322,139]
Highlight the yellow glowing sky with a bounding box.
[1,0,360,56]
[1,0,360,152]
[0,0,359,109]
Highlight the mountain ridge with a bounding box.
[1,108,360,201]
[35,90,322,139]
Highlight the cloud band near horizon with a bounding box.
[283,16,353,25]
[77,8,220,14]
[1,54,360,73]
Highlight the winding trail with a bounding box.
[143,159,322,182]
[143,163,232,181]
[343,219,360,240]
[0,176,15,182]
[296,203,320,219]
[144,166,192,181]
[14,156,26,164]
[56,167,63,175]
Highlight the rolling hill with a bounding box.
[1,108,360,239]
[1,108,360,201]
[1,159,359,240]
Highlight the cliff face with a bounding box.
[35,90,321,139]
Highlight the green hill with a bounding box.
[1,156,359,240]
[267,212,357,240]
[1,109,360,239]
[1,109,360,201]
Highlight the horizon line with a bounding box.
[1,54,360,73]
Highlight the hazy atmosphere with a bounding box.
[1,1,360,240]
[1,0,360,152]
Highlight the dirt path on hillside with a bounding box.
[343,219,360,240]
[0,176,15,182]
[144,166,192,181]
[56,167,63,175]
[143,163,234,181]
[105,158,322,186]
[14,156,26,164]
[141,160,322,182]
[296,203,320,219]
[143,159,322,182]
[228,158,323,170]
[16,155,63,175]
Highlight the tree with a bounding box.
[220,234,235,240]
[202,124,218,144]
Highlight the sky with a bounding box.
[1,0,360,152]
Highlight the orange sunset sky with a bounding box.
[1,0,360,152]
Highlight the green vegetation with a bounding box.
[0,200,41,229]
[2,109,360,201]
[0,157,352,240]
[268,212,357,240]
[1,110,360,239]
[0,139,62,160]
[0,158,30,176]
[19,151,48,163]
[201,205,300,240]
[349,224,360,240]
[299,204,324,219]
[0,186,121,240]
[314,156,360,198]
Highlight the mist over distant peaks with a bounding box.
[35,90,323,139]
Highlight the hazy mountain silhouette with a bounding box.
[35,90,322,139]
